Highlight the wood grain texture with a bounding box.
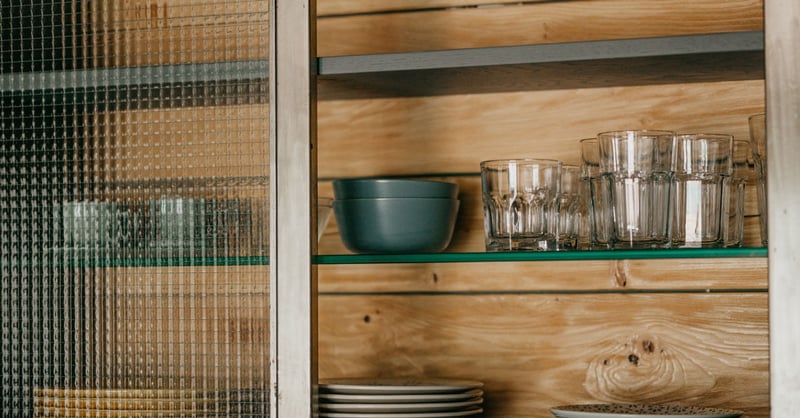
[318,81,765,178]
[317,0,762,56]
[318,0,546,17]
[318,293,769,417]
[764,0,800,413]
[318,258,767,293]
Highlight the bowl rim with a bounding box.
[332,178,458,186]
[333,197,460,203]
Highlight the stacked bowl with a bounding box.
[332,178,460,253]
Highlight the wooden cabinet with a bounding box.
[272,0,793,416]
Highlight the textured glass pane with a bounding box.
[1,1,270,416]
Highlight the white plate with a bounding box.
[319,378,483,395]
[319,398,483,413]
[550,404,743,418]
[319,389,483,404]
[318,406,483,418]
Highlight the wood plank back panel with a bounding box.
[317,0,762,56]
[318,0,546,17]
[318,81,765,178]
[318,257,767,293]
[318,293,769,417]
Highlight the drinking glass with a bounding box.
[749,113,767,245]
[62,201,127,250]
[481,159,561,251]
[598,130,676,249]
[554,164,582,250]
[726,140,755,247]
[671,133,732,248]
[150,198,206,256]
[580,138,613,249]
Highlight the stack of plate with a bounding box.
[33,387,268,417]
[549,404,744,418]
[319,378,484,418]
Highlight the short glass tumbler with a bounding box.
[580,138,613,250]
[671,133,733,248]
[749,113,767,245]
[726,140,755,247]
[554,164,582,250]
[598,130,677,249]
[481,159,561,251]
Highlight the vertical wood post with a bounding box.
[269,0,318,416]
[765,0,800,414]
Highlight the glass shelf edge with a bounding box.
[0,60,268,92]
[314,247,767,265]
[19,255,270,268]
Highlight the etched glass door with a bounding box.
[1,2,271,416]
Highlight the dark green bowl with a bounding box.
[333,178,459,200]
[334,198,460,253]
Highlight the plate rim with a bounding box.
[318,397,483,413]
[319,378,483,395]
[318,388,484,404]
[317,405,483,418]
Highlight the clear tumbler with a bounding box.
[481,159,561,251]
[554,164,582,250]
[726,140,755,247]
[580,138,613,250]
[749,113,767,245]
[671,133,732,248]
[598,130,676,249]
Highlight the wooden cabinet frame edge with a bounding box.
[765,0,800,415]
[269,0,319,416]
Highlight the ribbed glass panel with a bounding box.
[1,1,270,417]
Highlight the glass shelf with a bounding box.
[0,60,268,92]
[16,248,767,268]
[20,254,270,268]
[314,247,767,265]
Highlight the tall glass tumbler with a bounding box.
[554,164,582,250]
[598,130,677,249]
[726,140,755,247]
[671,134,732,248]
[749,113,767,245]
[580,138,613,249]
[481,159,561,251]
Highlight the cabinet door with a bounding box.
[1,2,271,417]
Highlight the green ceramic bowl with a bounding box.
[334,197,460,253]
[332,178,459,200]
